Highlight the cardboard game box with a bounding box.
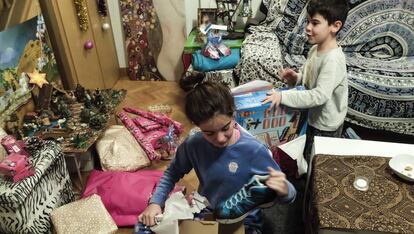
[179,219,244,234]
[234,87,305,148]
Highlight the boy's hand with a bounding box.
[280,68,298,86]
[138,203,162,227]
[265,167,288,197]
[262,90,281,110]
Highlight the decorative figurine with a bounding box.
[27,70,48,88]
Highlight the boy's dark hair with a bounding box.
[307,0,349,30]
[185,81,235,125]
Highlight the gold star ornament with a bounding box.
[27,70,48,88]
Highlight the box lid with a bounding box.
[234,86,305,110]
[0,141,63,208]
[234,90,271,110]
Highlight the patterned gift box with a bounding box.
[0,141,74,234]
[51,194,117,234]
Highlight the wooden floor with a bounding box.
[71,78,199,233]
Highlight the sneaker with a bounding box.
[134,222,154,234]
[215,175,277,224]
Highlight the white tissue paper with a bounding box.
[278,134,308,175]
[150,191,208,234]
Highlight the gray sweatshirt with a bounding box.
[281,45,348,131]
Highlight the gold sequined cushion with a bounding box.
[0,145,6,162]
[51,194,118,234]
[0,128,8,161]
[96,125,150,171]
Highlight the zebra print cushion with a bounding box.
[0,141,75,234]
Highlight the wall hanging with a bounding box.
[120,0,164,81]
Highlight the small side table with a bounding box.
[309,154,414,233]
[65,152,84,189]
[182,29,244,71]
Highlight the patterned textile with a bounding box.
[120,0,164,80]
[235,0,307,86]
[235,29,286,87]
[310,154,414,233]
[340,0,414,135]
[239,0,414,135]
[187,65,238,89]
[205,68,238,88]
[0,141,75,234]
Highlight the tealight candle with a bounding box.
[353,176,369,191]
[355,178,367,188]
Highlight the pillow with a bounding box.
[0,146,6,162]
[192,49,240,72]
[82,169,165,226]
[0,128,8,162]
[51,194,117,234]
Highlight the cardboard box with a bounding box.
[179,219,244,234]
[234,87,305,148]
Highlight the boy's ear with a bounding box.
[331,20,343,33]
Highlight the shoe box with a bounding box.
[234,86,306,148]
[179,213,244,234]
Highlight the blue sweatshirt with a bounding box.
[149,127,296,209]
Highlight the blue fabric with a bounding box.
[149,126,296,209]
[192,49,240,72]
[134,222,154,234]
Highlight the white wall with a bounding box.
[107,1,126,68]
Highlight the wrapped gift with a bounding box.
[0,153,29,176]
[51,194,117,234]
[118,107,183,161]
[0,140,74,234]
[1,135,28,156]
[96,125,150,171]
[0,153,35,182]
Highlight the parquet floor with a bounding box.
[71,78,199,234]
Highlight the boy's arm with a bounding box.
[294,45,318,86]
[280,56,346,109]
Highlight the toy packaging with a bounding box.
[0,153,35,182]
[234,87,306,148]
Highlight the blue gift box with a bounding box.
[234,86,306,148]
